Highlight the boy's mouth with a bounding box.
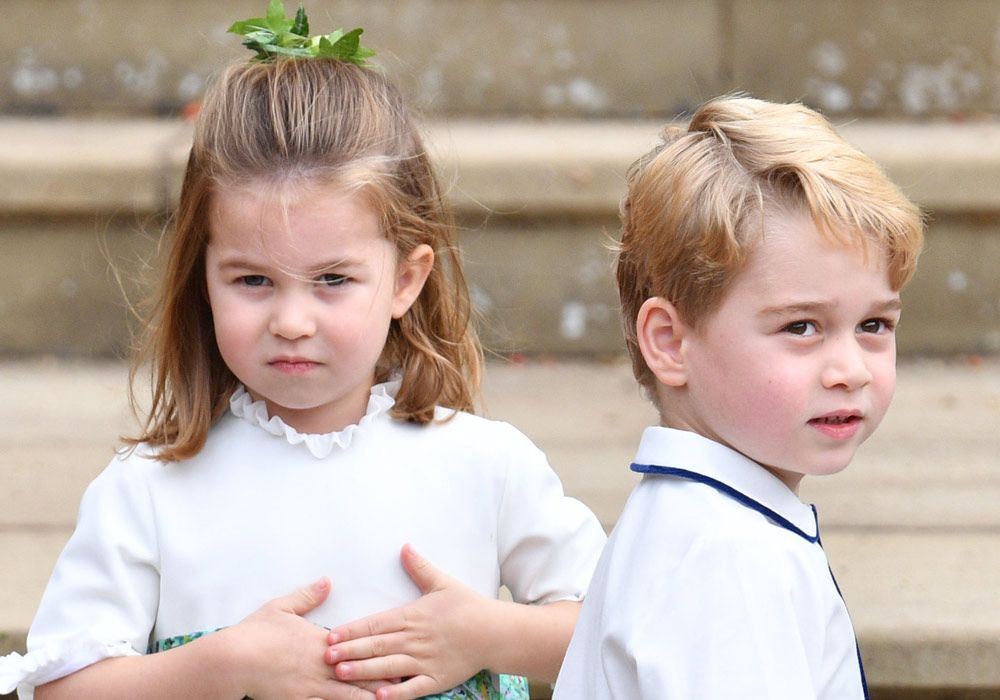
[808,412,863,438]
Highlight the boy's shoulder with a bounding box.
[613,426,828,579]
[600,472,839,635]
[621,472,813,564]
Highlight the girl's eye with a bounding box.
[240,275,270,287]
[784,320,818,337]
[859,318,893,334]
[317,273,347,287]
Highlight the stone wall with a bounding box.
[5,0,1000,119]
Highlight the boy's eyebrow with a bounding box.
[757,298,903,317]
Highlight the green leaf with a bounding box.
[257,43,314,58]
[292,5,309,37]
[318,29,344,46]
[260,0,293,33]
[229,3,374,65]
[227,16,268,35]
[315,28,367,61]
[266,0,285,23]
[334,27,362,55]
[241,29,277,44]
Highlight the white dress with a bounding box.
[553,426,868,700]
[1,380,606,699]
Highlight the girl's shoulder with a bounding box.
[416,406,544,452]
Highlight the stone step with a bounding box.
[1,118,1000,357]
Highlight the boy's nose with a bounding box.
[820,338,873,391]
[268,297,317,340]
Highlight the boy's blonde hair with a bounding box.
[617,96,924,396]
[128,59,481,461]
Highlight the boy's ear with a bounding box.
[636,297,689,387]
[392,243,435,319]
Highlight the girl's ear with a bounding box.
[636,297,689,387]
[391,243,435,319]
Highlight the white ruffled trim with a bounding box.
[228,379,399,459]
[1,634,138,698]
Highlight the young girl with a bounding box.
[0,9,605,700]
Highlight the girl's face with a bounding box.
[205,182,432,434]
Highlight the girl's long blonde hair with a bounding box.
[127,59,481,462]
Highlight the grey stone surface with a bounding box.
[732,0,1000,119]
[1,0,720,118]
[1,357,998,689]
[8,1,1000,120]
[2,118,1000,356]
[0,217,157,356]
[6,119,1000,216]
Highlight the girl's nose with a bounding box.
[268,297,317,340]
[821,338,873,391]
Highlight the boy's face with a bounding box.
[674,209,900,492]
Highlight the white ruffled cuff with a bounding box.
[0,633,138,699]
[229,379,399,459]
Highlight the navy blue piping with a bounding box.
[630,463,819,542]
[630,461,870,699]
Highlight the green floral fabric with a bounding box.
[150,631,530,699]
[421,670,529,699]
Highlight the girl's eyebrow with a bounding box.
[214,254,357,272]
[305,258,357,274]
[757,297,902,317]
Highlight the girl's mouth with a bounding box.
[811,415,859,425]
[269,359,319,373]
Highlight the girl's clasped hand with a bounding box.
[218,577,391,699]
[326,545,513,700]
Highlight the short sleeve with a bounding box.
[495,427,606,605]
[2,453,160,698]
[623,529,823,699]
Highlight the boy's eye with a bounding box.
[858,318,893,334]
[784,321,818,337]
[317,273,347,287]
[240,275,270,287]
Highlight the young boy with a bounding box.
[553,96,923,699]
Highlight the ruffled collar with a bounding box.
[228,380,399,459]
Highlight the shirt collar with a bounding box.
[631,426,819,541]
[228,379,400,459]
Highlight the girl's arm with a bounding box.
[36,579,384,700]
[325,545,580,700]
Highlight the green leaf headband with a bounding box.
[228,0,375,65]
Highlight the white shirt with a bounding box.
[2,381,606,698]
[553,426,868,700]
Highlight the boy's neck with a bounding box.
[654,418,805,495]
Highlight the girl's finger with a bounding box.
[316,677,388,700]
[275,577,332,616]
[326,632,410,664]
[398,544,449,595]
[316,680,376,700]
[328,608,409,645]
[346,678,397,694]
[374,675,438,700]
[334,654,421,683]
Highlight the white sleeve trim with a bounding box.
[1,632,138,698]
